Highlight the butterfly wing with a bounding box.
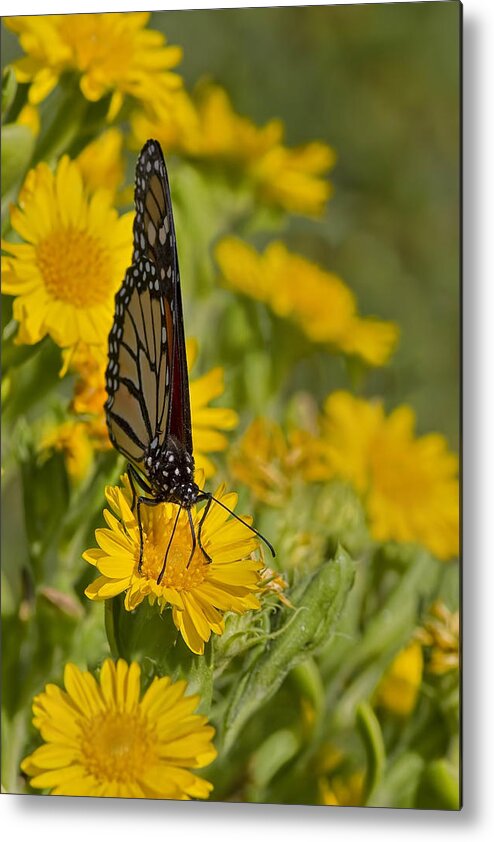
[105,139,192,471]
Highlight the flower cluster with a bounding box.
[317,392,460,560]
[6,14,182,120]
[131,83,335,216]
[215,238,399,366]
[229,417,320,507]
[231,394,459,562]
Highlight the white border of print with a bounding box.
[2,1,492,840]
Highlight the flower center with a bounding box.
[140,519,209,590]
[37,227,111,308]
[79,709,156,784]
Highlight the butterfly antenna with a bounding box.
[199,491,276,558]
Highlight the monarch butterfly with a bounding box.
[105,139,274,583]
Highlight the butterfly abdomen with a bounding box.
[144,436,198,507]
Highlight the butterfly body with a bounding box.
[143,438,198,508]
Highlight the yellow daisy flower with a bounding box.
[84,477,263,655]
[76,129,126,197]
[319,391,459,560]
[319,771,365,807]
[339,317,402,369]
[39,419,94,484]
[54,344,109,459]
[187,339,238,478]
[21,658,216,799]
[16,101,41,137]
[2,156,133,351]
[215,238,399,366]
[66,343,107,409]
[259,567,292,608]
[415,601,460,676]
[132,83,335,216]
[249,139,335,217]
[131,88,201,157]
[229,417,320,507]
[375,641,424,717]
[5,13,182,121]
[132,83,282,163]
[180,83,284,161]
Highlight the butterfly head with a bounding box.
[144,436,198,508]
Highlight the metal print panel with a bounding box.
[1,1,461,809]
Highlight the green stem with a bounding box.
[1,709,27,794]
[357,700,386,804]
[104,598,121,659]
[34,80,88,166]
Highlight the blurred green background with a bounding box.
[161,0,461,446]
[1,1,460,445]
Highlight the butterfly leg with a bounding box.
[136,496,144,573]
[186,507,197,568]
[135,495,161,575]
[196,493,213,564]
[157,504,182,585]
[127,463,153,512]
[126,466,156,573]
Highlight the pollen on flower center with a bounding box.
[139,525,208,590]
[37,228,111,308]
[80,709,156,783]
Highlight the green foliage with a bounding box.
[1,123,35,196]
[223,547,355,752]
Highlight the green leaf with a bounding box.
[369,752,425,809]
[2,67,17,117]
[2,338,62,420]
[246,728,301,800]
[356,700,386,803]
[290,658,326,727]
[1,709,28,794]
[328,547,440,731]
[416,758,460,810]
[222,546,355,752]
[32,77,88,166]
[1,122,35,197]
[20,449,71,580]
